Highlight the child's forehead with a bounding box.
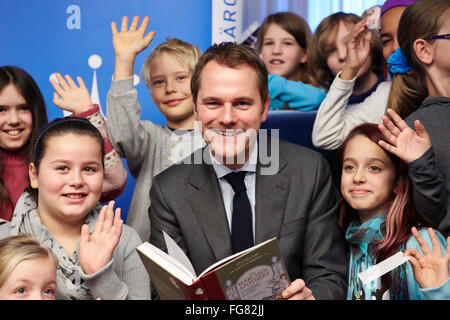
[324,21,353,45]
[42,132,102,156]
[345,135,390,159]
[13,256,56,273]
[265,23,292,36]
[46,131,96,142]
[333,20,353,36]
[0,83,26,103]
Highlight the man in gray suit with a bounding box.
[149,42,347,300]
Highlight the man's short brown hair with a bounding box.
[190,42,269,105]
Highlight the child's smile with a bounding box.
[29,133,104,226]
[341,134,396,222]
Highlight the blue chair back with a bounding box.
[260,110,338,177]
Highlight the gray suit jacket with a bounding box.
[149,139,347,299]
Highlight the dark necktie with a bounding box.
[224,171,254,253]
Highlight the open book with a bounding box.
[136,232,290,300]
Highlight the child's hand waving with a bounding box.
[378,108,432,163]
[79,201,123,275]
[50,73,93,114]
[111,16,155,80]
[340,18,372,80]
[404,227,450,289]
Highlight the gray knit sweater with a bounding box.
[106,77,204,241]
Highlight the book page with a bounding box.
[163,231,197,278]
[137,242,196,285]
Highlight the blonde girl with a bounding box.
[0,234,57,300]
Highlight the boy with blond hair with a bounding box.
[107,16,204,241]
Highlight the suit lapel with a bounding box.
[186,155,233,261]
[255,141,290,244]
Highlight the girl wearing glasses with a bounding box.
[377,0,450,238]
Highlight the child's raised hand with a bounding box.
[79,201,123,275]
[378,108,432,163]
[404,227,450,289]
[111,16,155,61]
[50,73,93,114]
[340,18,372,80]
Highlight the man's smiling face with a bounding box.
[194,60,269,169]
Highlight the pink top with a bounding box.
[0,147,28,221]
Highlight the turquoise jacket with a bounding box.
[268,74,326,111]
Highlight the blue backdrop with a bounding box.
[0,0,212,220]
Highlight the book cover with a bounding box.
[136,233,290,300]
